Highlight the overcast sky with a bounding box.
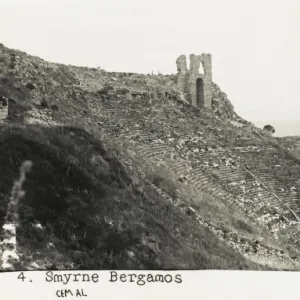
[0,0,299,123]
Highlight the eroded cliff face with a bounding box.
[211,82,246,122]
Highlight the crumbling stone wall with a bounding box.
[176,53,212,109]
[176,55,188,94]
[0,96,8,122]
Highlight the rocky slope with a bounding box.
[1,44,300,271]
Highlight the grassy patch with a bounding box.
[0,124,261,270]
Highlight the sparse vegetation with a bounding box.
[0,124,261,270]
[149,167,178,199]
[0,160,32,270]
[0,44,300,271]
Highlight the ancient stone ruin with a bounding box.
[176,53,212,109]
[0,96,8,123]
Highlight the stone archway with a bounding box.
[196,78,204,108]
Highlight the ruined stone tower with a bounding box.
[176,53,212,109]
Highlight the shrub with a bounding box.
[149,168,178,198]
[26,83,35,90]
[263,124,275,135]
[97,89,106,95]
[41,98,49,108]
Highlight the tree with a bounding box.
[263,124,275,135]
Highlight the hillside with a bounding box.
[1,43,300,271]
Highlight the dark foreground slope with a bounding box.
[0,124,260,270]
[1,44,300,270]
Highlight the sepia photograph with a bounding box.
[0,0,300,278]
